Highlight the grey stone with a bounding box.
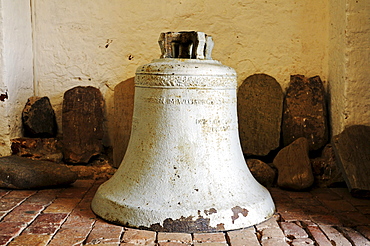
[112,78,135,168]
[282,75,328,150]
[62,86,104,164]
[22,96,57,138]
[0,156,77,189]
[332,125,370,198]
[273,137,314,190]
[11,137,63,163]
[246,159,276,187]
[237,74,284,156]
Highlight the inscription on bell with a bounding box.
[144,96,228,105]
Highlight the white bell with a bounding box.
[91,32,275,232]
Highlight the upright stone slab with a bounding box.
[332,125,370,198]
[112,78,135,168]
[62,86,104,164]
[273,137,314,190]
[22,96,57,138]
[237,74,284,156]
[282,75,328,150]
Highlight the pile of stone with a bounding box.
[2,86,115,189]
[238,74,341,191]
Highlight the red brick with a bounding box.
[157,232,192,244]
[280,222,308,239]
[0,235,13,245]
[47,226,93,246]
[310,188,342,201]
[2,204,44,223]
[193,232,226,243]
[291,237,314,245]
[319,225,351,246]
[32,213,68,224]
[0,189,10,198]
[23,224,60,235]
[309,214,341,225]
[320,199,357,212]
[85,222,123,244]
[43,198,80,213]
[0,222,26,236]
[337,226,370,245]
[7,234,51,246]
[226,227,260,246]
[260,238,289,246]
[0,198,24,212]
[193,243,227,246]
[121,228,156,245]
[356,225,370,240]
[5,190,37,199]
[305,225,332,246]
[338,211,370,226]
[279,210,307,222]
[286,191,313,200]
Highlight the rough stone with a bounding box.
[311,144,345,187]
[282,75,328,151]
[273,137,314,190]
[332,125,370,198]
[11,138,63,163]
[246,159,276,187]
[68,156,116,180]
[0,156,77,189]
[112,78,135,168]
[237,73,284,156]
[62,86,104,164]
[22,96,57,138]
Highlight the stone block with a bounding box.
[282,75,328,150]
[22,96,58,138]
[246,159,276,187]
[0,156,77,189]
[237,74,283,156]
[273,137,314,190]
[112,78,135,168]
[62,86,104,164]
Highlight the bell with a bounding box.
[91,31,275,233]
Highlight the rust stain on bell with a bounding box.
[91,31,275,232]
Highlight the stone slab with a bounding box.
[332,125,370,198]
[282,75,328,151]
[237,73,283,156]
[112,78,135,168]
[0,156,77,189]
[62,86,104,164]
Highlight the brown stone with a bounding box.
[22,96,57,138]
[282,75,328,150]
[273,137,314,190]
[11,138,63,163]
[311,144,345,187]
[112,78,135,168]
[332,125,370,198]
[246,159,276,187]
[62,86,104,164]
[237,74,284,156]
[0,156,77,189]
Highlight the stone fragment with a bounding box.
[11,138,63,163]
[0,156,77,189]
[273,137,314,190]
[68,156,116,180]
[62,86,104,164]
[246,159,276,187]
[22,96,57,138]
[282,75,328,150]
[112,78,135,168]
[311,144,345,187]
[332,125,370,198]
[237,74,284,156]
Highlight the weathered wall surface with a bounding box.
[329,0,370,135]
[0,0,33,155]
[32,0,329,145]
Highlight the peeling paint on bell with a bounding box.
[91,32,275,232]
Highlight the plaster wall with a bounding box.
[32,0,329,145]
[0,0,33,155]
[329,0,370,135]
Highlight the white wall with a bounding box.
[32,0,329,145]
[0,0,33,156]
[329,0,370,135]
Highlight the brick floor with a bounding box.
[0,179,369,245]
